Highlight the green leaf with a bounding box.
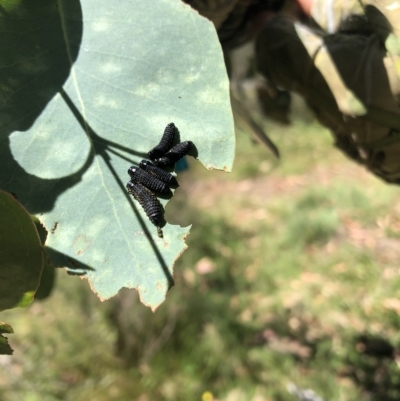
[31,217,56,301]
[0,0,235,309]
[0,322,13,355]
[0,191,43,310]
[33,262,56,301]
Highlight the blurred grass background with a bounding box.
[2,109,400,401]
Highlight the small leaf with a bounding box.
[0,322,14,355]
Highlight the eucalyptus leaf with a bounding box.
[0,0,235,309]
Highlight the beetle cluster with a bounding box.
[126,123,193,238]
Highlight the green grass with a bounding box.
[2,117,400,401]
